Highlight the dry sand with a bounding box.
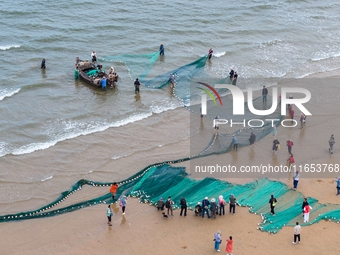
[1,74,340,255]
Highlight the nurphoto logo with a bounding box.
[200,84,311,128]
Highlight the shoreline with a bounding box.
[1,71,340,254]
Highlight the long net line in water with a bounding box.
[2,52,339,233]
[1,162,340,234]
[100,51,160,80]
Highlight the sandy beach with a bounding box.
[1,74,340,255]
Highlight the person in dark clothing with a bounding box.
[201,197,211,218]
[180,197,187,216]
[165,196,174,217]
[232,72,238,85]
[229,194,236,214]
[262,86,268,102]
[210,198,217,219]
[159,43,164,56]
[41,58,46,69]
[272,139,280,154]
[97,63,103,72]
[208,48,213,59]
[194,202,202,216]
[249,132,256,149]
[301,198,308,217]
[229,68,234,82]
[269,194,277,215]
[134,78,140,94]
[157,197,165,210]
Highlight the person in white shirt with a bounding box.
[292,222,301,244]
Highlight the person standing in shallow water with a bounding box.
[41,58,46,69]
[232,72,238,85]
[159,43,164,56]
[229,68,234,82]
[134,78,140,94]
[208,48,213,59]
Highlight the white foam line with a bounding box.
[0,88,21,101]
[9,104,179,157]
[41,175,53,182]
[0,44,21,50]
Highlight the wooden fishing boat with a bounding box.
[76,59,118,88]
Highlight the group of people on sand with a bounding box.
[155,195,237,219]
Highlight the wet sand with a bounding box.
[1,73,340,254]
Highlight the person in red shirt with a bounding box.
[226,236,233,255]
[289,107,295,123]
[110,182,119,200]
[286,139,294,154]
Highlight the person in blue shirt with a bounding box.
[159,43,164,55]
[232,134,238,151]
[101,77,107,90]
[201,197,210,218]
[214,230,222,252]
[41,58,46,69]
[335,177,340,195]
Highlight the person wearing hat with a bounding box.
[194,202,202,216]
[91,50,97,64]
[232,134,238,151]
[201,197,210,218]
[210,198,217,219]
[214,230,222,252]
[159,43,164,56]
[109,67,115,74]
[157,197,165,210]
[329,134,335,154]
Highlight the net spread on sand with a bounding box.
[2,52,340,233]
